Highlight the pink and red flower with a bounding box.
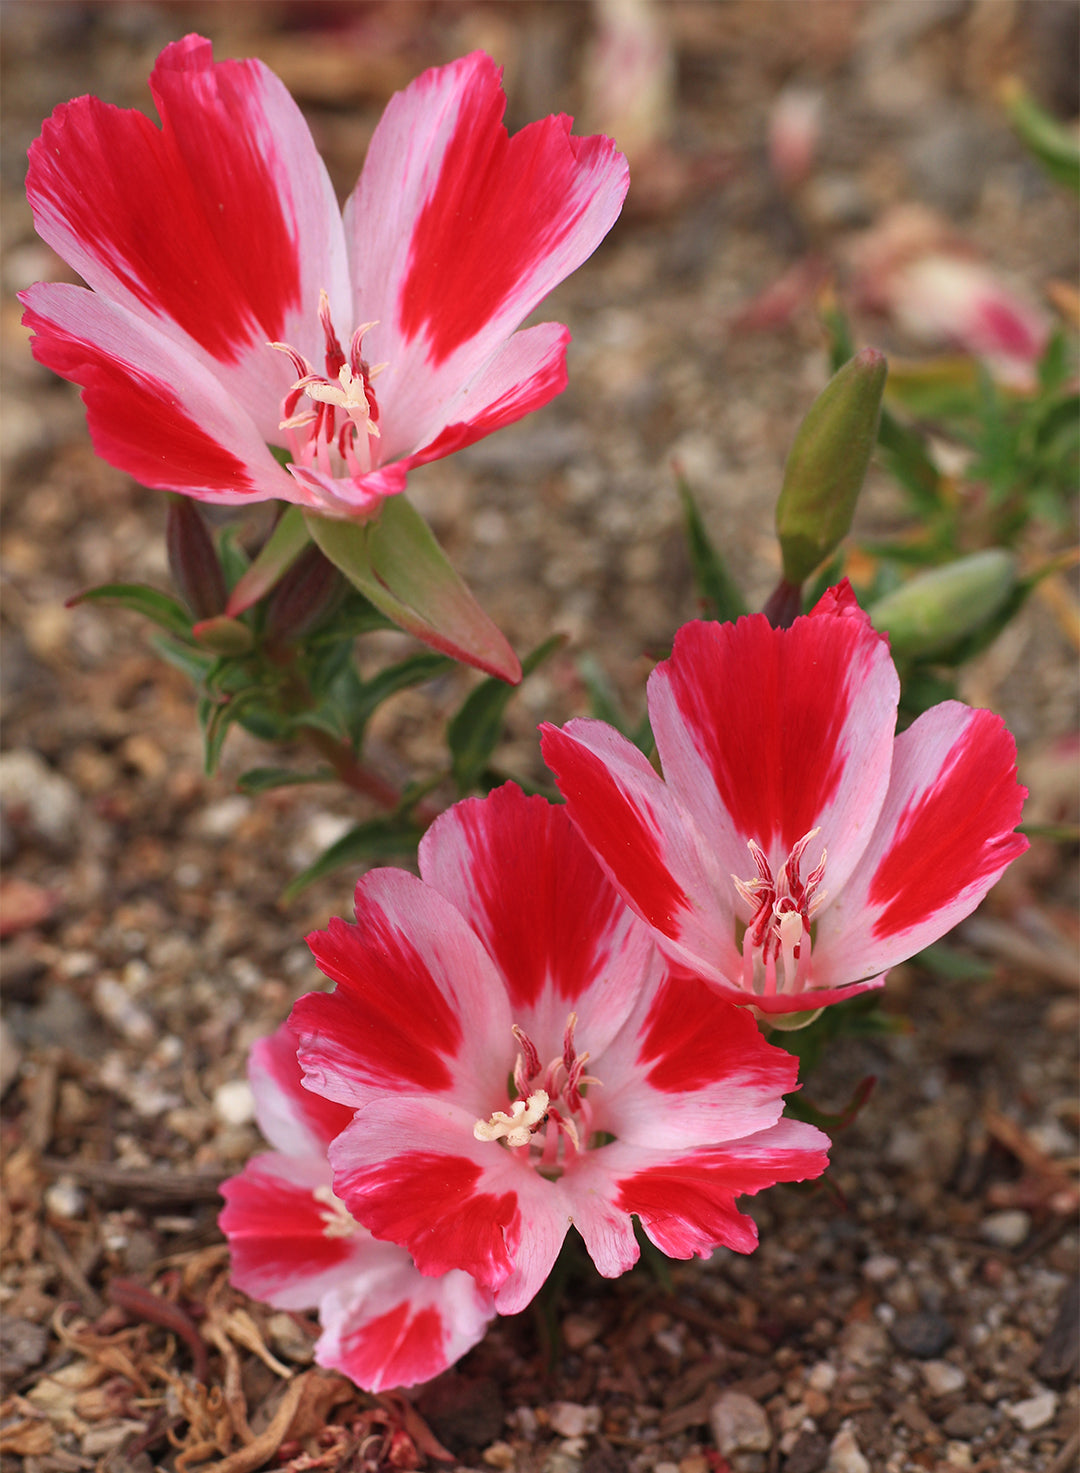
[218,1021,494,1391]
[540,583,1028,1016]
[289,783,829,1315]
[21,38,627,519]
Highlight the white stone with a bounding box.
[1006,1390,1057,1432]
[547,1403,601,1438]
[710,1390,772,1453]
[0,749,80,845]
[920,1360,966,1397]
[807,1361,837,1393]
[213,1080,256,1127]
[979,1209,1031,1250]
[839,1320,889,1368]
[826,1425,870,1473]
[862,1253,901,1284]
[44,1177,86,1219]
[192,795,251,838]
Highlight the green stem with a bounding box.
[298,724,440,826]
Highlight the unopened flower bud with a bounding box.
[191,614,255,655]
[775,348,888,586]
[263,544,346,645]
[868,549,1017,659]
[165,496,227,619]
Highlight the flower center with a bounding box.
[313,1182,362,1239]
[473,1012,602,1177]
[733,828,827,996]
[270,291,385,479]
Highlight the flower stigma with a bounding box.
[733,827,828,996]
[472,1012,603,1176]
[270,291,386,478]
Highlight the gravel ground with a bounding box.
[1,4,1077,1472]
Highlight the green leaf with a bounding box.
[201,689,265,775]
[876,408,944,516]
[447,634,564,795]
[282,816,422,901]
[306,500,521,682]
[216,526,251,590]
[1003,79,1080,194]
[914,942,994,979]
[68,582,193,638]
[152,634,216,682]
[346,652,455,747]
[237,766,337,793]
[676,477,747,622]
[226,505,311,616]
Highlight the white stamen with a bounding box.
[313,1183,361,1239]
[474,1089,549,1149]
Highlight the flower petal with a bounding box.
[648,585,899,897]
[328,1098,568,1305]
[293,868,513,1115]
[345,52,626,454]
[27,33,349,438]
[316,1256,494,1392]
[597,971,799,1148]
[613,1120,830,1259]
[419,782,651,1058]
[248,1022,355,1159]
[218,1152,358,1310]
[539,717,742,983]
[388,323,570,471]
[21,284,295,505]
[815,702,1028,986]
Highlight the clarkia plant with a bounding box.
[23,33,1040,1397]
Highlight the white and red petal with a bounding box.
[388,323,570,472]
[344,51,627,456]
[612,1119,830,1260]
[596,971,798,1149]
[27,34,349,439]
[539,717,744,987]
[21,284,296,505]
[327,1098,555,1299]
[293,870,513,1117]
[648,586,899,898]
[813,702,1028,988]
[248,1022,355,1159]
[316,1252,494,1392]
[419,782,650,1058]
[219,1152,359,1311]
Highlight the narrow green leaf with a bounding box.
[202,689,265,775]
[914,942,994,979]
[152,634,216,682]
[226,505,311,616]
[237,766,337,793]
[877,408,943,515]
[306,500,521,682]
[676,478,747,622]
[447,634,564,795]
[282,816,422,901]
[1003,79,1080,194]
[68,582,193,638]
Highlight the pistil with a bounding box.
[733,828,828,995]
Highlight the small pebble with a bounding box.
[482,1442,516,1469]
[889,1311,953,1358]
[806,1361,836,1393]
[43,1176,86,1219]
[839,1320,889,1368]
[979,1209,1031,1250]
[547,1403,600,1438]
[710,1390,772,1453]
[212,1079,255,1126]
[862,1252,901,1284]
[1006,1389,1057,1432]
[784,1430,829,1473]
[943,1403,994,1440]
[920,1360,966,1397]
[825,1425,869,1473]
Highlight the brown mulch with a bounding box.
[2,4,1077,1472]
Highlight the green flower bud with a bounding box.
[263,544,345,645]
[165,496,227,620]
[776,348,888,585]
[868,550,1017,659]
[191,615,255,656]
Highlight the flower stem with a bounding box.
[297,724,439,825]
